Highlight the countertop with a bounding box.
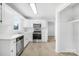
[0,34,24,40]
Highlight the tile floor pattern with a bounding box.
[21,37,78,56]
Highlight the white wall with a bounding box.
[48,22,55,36]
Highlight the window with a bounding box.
[14,24,19,30]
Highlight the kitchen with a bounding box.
[0,3,79,56]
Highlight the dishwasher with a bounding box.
[16,36,24,56]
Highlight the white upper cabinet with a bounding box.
[0,4,1,22]
[0,3,2,23]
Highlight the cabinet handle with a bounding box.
[11,50,13,52]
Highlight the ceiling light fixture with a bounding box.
[30,3,37,15]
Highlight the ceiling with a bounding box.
[36,3,62,20]
[7,3,63,22]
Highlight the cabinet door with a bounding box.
[24,32,31,47]
[0,4,2,22]
[10,39,16,56]
[0,40,10,56]
[1,3,5,24]
[42,28,48,42]
[73,22,79,52]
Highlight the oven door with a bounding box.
[33,34,41,40]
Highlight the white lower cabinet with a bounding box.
[42,28,48,42]
[24,31,32,47]
[10,39,16,56]
[0,39,16,56]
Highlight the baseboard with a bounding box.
[55,50,78,56]
[55,50,75,53]
[74,52,79,56]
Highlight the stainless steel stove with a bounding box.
[33,31,41,40]
[33,24,42,40]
